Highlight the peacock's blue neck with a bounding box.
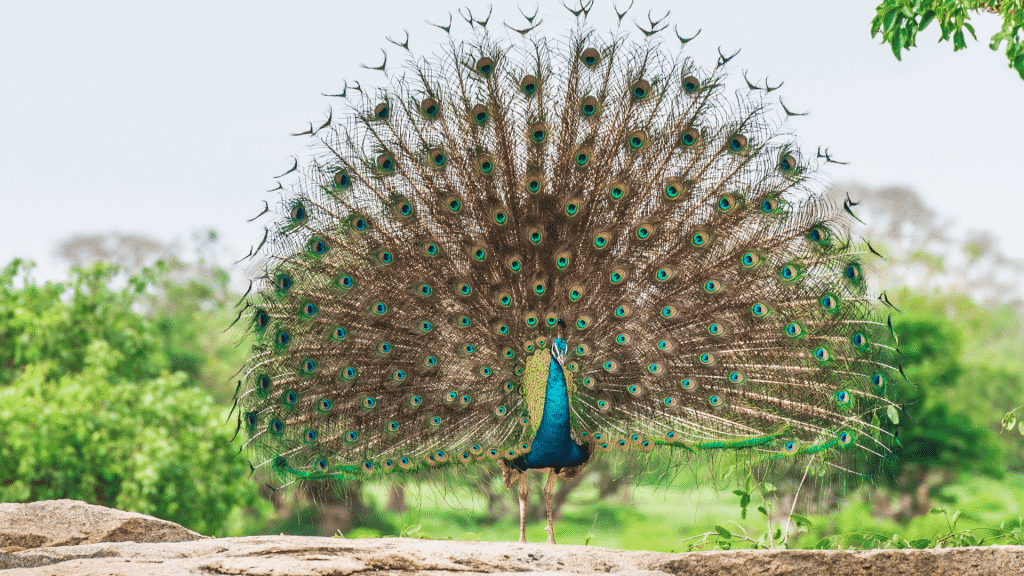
[521,340,583,469]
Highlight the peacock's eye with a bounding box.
[333,171,350,188]
[729,134,748,152]
[476,57,494,75]
[420,98,439,117]
[631,80,650,100]
[471,104,489,124]
[580,96,599,116]
[627,130,647,151]
[680,127,699,148]
[872,372,887,388]
[780,153,798,172]
[309,238,327,254]
[376,154,395,172]
[521,75,540,95]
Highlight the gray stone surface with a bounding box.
[0,499,207,552]
[0,535,1022,576]
[0,500,1021,575]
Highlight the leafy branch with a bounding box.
[871,0,1024,80]
[1002,406,1024,436]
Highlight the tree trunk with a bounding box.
[550,468,590,520]
[386,484,408,513]
[304,480,366,536]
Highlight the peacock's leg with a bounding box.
[543,471,557,544]
[517,472,529,543]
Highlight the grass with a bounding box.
[265,469,1024,551]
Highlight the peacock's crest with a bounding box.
[234,2,904,542]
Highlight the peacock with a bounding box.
[234,2,904,544]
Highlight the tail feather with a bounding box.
[237,17,902,484]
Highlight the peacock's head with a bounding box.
[552,338,568,365]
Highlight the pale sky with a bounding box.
[2,1,1022,284]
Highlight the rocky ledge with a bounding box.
[1,500,1021,575]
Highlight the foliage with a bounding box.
[890,289,1024,477]
[0,256,242,397]
[679,474,812,550]
[0,259,270,536]
[49,230,247,404]
[886,306,1002,477]
[0,260,162,386]
[871,0,1024,80]
[141,262,248,405]
[684,474,1024,551]
[1003,406,1024,435]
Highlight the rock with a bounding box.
[0,499,207,552]
[0,534,1021,576]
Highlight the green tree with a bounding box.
[871,0,1024,80]
[140,263,248,405]
[872,288,1023,519]
[50,230,246,404]
[0,260,161,385]
[0,259,269,536]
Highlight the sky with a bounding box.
[2,1,1022,285]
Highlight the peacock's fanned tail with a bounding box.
[236,14,902,485]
